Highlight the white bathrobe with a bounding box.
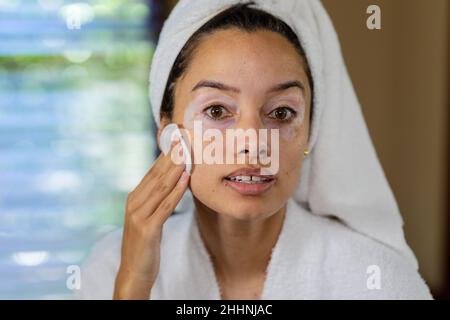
[75,0,433,299]
[76,198,431,299]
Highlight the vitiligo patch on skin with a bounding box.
[261,92,305,141]
[182,90,305,141]
[183,93,238,131]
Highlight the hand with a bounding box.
[113,141,190,299]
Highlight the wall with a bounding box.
[322,0,448,294]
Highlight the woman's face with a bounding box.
[161,28,311,220]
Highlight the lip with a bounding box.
[222,167,276,196]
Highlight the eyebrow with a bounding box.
[191,80,304,93]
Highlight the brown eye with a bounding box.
[204,105,230,121]
[268,107,296,121]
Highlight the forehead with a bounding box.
[180,28,309,90]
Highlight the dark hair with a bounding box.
[159,1,314,123]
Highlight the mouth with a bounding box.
[222,168,276,196]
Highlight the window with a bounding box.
[0,0,157,299]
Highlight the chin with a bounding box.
[215,194,281,221]
[221,208,271,221]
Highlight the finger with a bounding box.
[129,144,187,215]
[135,138,181,191]
[148,171,190,226]
[128,140,182,203]
[129,144,185,215]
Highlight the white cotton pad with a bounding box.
[159,123,192,175]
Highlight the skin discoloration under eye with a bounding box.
[183,91,238,130]
[262,90,306,141]
[183,86,306,141]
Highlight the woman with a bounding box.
[76,0,432,299]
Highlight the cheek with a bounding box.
[189,163,224,200]
[263,98,306,141]
[279,140,303,179]
[279,120,303,141]
[278,110,309,146]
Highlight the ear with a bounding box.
[156,117,171,152]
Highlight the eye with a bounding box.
[203,104,232,121]
[267,106,297,122]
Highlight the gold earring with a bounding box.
[303,149,309,157]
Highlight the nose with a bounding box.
[232,109,271,164]
[236,108,264,131]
